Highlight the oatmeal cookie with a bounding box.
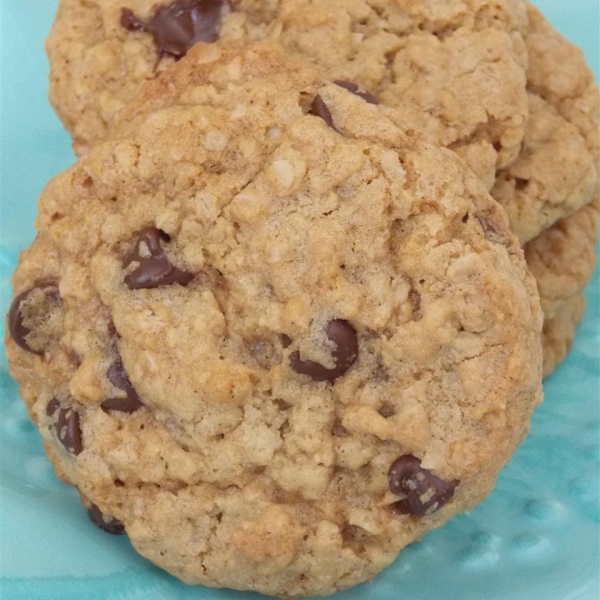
[525,193,599,321]
[492,92,597,243]
[8,44,542,597]
[542,293,586,378]
[47,0,529,177]
[491,4,599,243]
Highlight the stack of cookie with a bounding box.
[5,1,597,597]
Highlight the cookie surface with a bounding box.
[7,44,543,597]
[47,0,529,177]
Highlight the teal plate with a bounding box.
[1,1,598,598]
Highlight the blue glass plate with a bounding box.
[1,1,598,598]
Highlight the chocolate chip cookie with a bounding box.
[7,44,543,597]
[492,92,597,244]
[525,192,599,322]
[47,0,529,178]
[541,293,586,378]
[495,4,599,374]
[491,4,599,244]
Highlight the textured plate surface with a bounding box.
[0,1,598,599]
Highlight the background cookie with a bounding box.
[47,0,530,180]
[525,193,599,322]
[7,43,542,597]
[525,3,599,160]
[491,3,599,243]
[499,4,598,375]
[541,293,586,378]
[491,92,597,244]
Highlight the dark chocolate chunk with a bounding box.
[46,398,60,417]
[123,227,193,289]
[289,319,358,383]
[388,454,458,517]
[101,355,144,413]
[121,0,228,59]
[281,334,293,349]
[56,407,83,456]
[7,283,60,354]
[88,503,125,535]
[333,80,379,105]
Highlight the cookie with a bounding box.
[7,44,543,597]
[47,0,529,177]
[492,92,597,244]
[525,192,599,321]
[525,3,599,161]
[491,4,599,243]
[542,293,586,378]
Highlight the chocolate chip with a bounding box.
[388,455,458,517]
[56,407,83,455]
[46,398,60,417]
[101,356,144,413]
[281,334,292,349]
[289,319,358,383]
[121,0,228,59]
[332,419,349,437]
[7,283,61,354]
[88,503,125,535]
[309,80,379,130]
[515,178,529,190]
[378,403,395,418]
[309,94,335,129]
[333,80,379,105]
[123,227,193,289]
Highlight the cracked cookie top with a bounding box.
[8,43,542,597]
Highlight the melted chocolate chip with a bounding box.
[101,356,144,413]
[309,94,335,128]
[123,227,193,289]
[333,80,379,105]
[310,80,379,129]
[289,319,358,383]
[88,503,125,535]
[56,407,83,455]
[46,398,60,417]
[121,0,228,59]
[8,283,60,354]
[388,455,458,517]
